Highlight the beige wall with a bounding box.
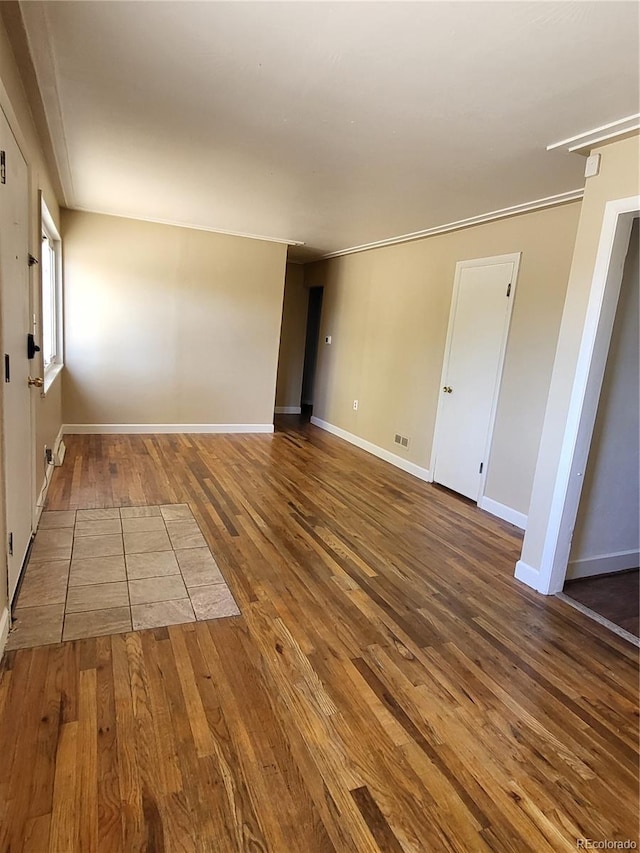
[568,220,639,576]
[0,13,64,625]
[306,201,581,515]
[275,263,308,410]
[520,134,640,589]
[62,210,287,426]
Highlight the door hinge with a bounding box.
[4,354,10,383]
[8,532,13,557]
[506,282,511,297]
[479,462,483,474]
[0,150,5,185]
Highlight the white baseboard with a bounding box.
[275,406,302,414]
[63,423,275,435]
[567,549,639,580]
[310,416,430,482]
[0,606,9,659]
[515,559,551,594]
[478,496,527,530]
[34,424,65,524]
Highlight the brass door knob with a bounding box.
[442,386,453,393]
[28,376,44,388]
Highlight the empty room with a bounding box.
[0,1,638,851]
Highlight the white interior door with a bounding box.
[1,108,33,602]
[432,255,519,501]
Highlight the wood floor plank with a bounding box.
[3,420,638,851]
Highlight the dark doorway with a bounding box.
[300,286,324,417]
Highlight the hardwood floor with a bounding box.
[1,417,638,851]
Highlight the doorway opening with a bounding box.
[559,217,639,641]
[300,286,324,419]
[516,196,640,597]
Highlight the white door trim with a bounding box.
[429,252,521,502]
[516,196,639,594]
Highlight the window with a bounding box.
[40,198,63,391]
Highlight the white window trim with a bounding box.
[41,198,63,394]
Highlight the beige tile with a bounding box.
[190,584,240,620]
[126,551,180,580]
[165,521,207,550]
[119,506,162,519]
[73,534,123,560]
[69,555,127,587]
[75,508,121,522]
[6,604,64,650]
[121,516,166,534]
[128,575,187,605]
[175,548,225,588]
[131,598,195,631]
[66,582,129,613]
[75,519,122,537]
[159,504,193,522]
[63,607,132,641]
[30,528,73,562]
[38,511,76,530]
[124,529,172,554]
[14,560,69,608]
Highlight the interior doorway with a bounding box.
[431,254,520,502]
[560,217,639,640]
[0,107,34,602]
[300,286,323,417]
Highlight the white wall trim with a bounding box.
[34,425,65,525]
[518,195,640,596]
[310,416,430,482]
[63,423,274,435]
[275,406,302,414]
[70,205,304,247]
[478,497,527,530]
[567,549,639,580]
[0,606,9,659]
[318,190,583,260]
[547,114,640,155]
[514,559,546,593]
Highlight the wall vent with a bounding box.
[394,434,410,448]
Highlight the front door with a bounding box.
[1,107,33,601]
[432,255,519,501]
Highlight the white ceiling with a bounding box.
[19,1,640,261]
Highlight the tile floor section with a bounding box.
[7,504,240,650]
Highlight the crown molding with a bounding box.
[69,205,305,246]
[317,189,584,261]
[547,114,640,156]
[19,0,74,205]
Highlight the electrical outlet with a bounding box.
[353,399,358,410]
[44,445,53,465]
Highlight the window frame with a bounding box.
[40,197,63,393]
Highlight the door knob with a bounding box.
[28,376,44,388]
[442,386,453,393]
